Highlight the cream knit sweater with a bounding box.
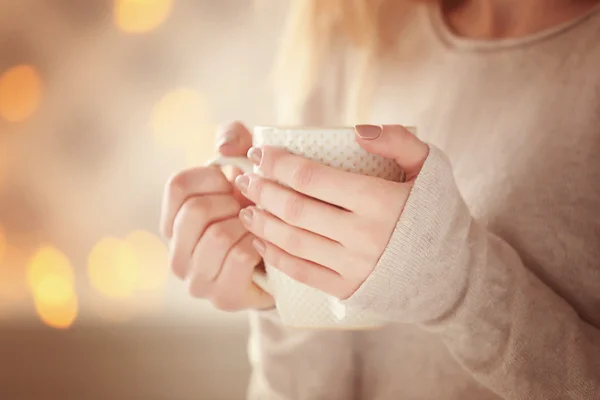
[247,3,600,399]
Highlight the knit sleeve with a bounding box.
[343,145,600,399]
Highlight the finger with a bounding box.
[240,206,348,274]
[161,167,232,238]
[229,167,254,208]
[215,121,253,156]
[235,173,352,242]
[251,238,345,298]
[215,122,254,208]
[355,124,429,181]
[169,195,241,279]
[212,234,274,311]
[186,218,249,296]
[248,146,381,212]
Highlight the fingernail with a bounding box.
[239,208,254,227]
[247,147,262,165]
[355,124,382,140]
[235,174,250,193]
[215,130,239,149]
[252,239,266,256]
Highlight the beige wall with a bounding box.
[0,1,287,398]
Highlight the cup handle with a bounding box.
[205,156,273,296]
[205,156,254,174]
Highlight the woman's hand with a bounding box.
[236,125,429,300]
[160,122,274,311]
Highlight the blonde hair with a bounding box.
[273,0,434,123]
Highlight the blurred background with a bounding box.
[0,1,287,398]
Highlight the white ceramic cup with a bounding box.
[206,126,415,330]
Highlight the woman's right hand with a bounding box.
[160,122,274,311]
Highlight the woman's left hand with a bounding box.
[235,125,430,300]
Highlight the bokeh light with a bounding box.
[87,231,168,321]
[184,135,217,168]
[114,0,173,34]
[27,245,78,329]
[28,245,75,290]
[34,273,76,306]
[152,88,211,146]
[152,87,215,166]
[0,64,43,123]
[34,295,78,330]
[88,237,141,298]
[124,230,168,291]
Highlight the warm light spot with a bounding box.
[184,131,217,168]
[34,295,78,330]
[152,88,213,149]
[27,245,75,292]
[114,0,173,34]
[27,245,78,329]
[34,273,75,306]
[124,230,168,291]
[88,237,141,298]
[0,64,43,123]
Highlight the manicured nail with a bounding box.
[355,124,382,140]
[239,208,254,227]
[235,174,250,193]
[247,147,262,165]
[252,239,266,256]
[215,130,239,149]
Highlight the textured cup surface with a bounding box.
[252,126,413,329]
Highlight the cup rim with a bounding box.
[255,126,353,132]
[254,125,418,133]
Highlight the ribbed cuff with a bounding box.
[342,145,472,324]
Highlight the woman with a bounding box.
[160,0,600,398]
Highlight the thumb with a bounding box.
[215,121,253,157]
[215,121,254,207]
[355,124,429,181]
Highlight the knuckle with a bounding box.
[250,210,265,236]
[211,292,242,312]
[380,181,405,208]
[354,180,371,198]
[290,160,314,190]
[181,197,211,223]
[187,278,210,299]
[166,167,227,195]
[354,177,379,199]
[219,195,242,215]
[229,246,257,267]
[284,261,310,285]
[263,247,281,268]
[166,170,191,194]
[282,229,301,253]
[204,223,234,247]
[250,176,265,203]
[282,195,305,222]
[168,251,187,278]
